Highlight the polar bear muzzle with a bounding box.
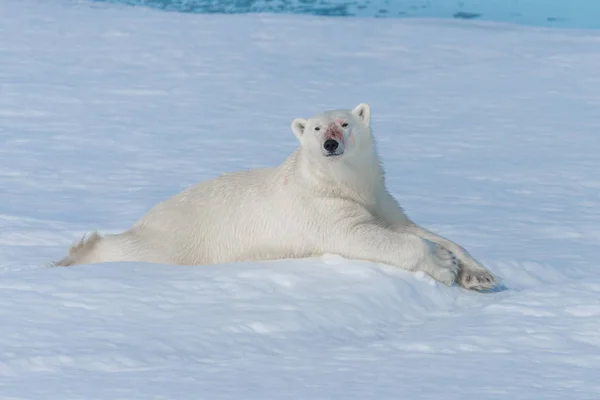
[322,125,345,157]
[323,139,339,152]
[323,138,344,157]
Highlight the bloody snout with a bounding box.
[325,125,343,142]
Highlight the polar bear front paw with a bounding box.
[422,240,460,286]
[457,265,497,292]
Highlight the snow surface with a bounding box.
[1,0,600,398]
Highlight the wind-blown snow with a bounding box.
[1,0,600,398]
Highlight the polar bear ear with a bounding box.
[291,118,308,141]
[352,103,371,126]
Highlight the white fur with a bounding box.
[55,103,497,291]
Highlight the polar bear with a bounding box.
[55,103,497,291]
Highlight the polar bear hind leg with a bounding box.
[54,231,148,266]
[53,232,102,266]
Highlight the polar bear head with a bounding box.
[291,103,373,163]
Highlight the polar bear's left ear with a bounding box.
[352,103,371,126]
[291,118,308,141]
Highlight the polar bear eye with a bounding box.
[341,122,349,128]
[314,126,321,131]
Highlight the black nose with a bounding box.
[323,139,339,153]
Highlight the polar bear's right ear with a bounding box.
[352,103,371,127]
[291,118,308,141]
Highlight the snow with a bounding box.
[1,0,600,398]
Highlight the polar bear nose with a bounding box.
[323,139,339,153]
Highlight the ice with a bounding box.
[90,0,600,29]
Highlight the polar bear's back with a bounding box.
[136,166,279,229]
[127,165,290,264]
